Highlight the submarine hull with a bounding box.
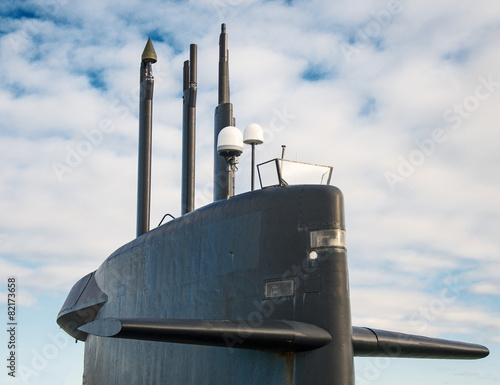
[59,185,353,385]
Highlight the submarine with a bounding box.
[57,25,489,385]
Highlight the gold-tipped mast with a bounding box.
[137,38,156,237]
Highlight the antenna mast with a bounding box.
[136,38,156,237]
[214,24,235,201]
[181,44,197,214]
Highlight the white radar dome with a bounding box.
[243,123,264,145]
[217,126,243,156]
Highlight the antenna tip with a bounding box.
[142,38,157,63]
[221,23,226,33]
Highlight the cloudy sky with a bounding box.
[1,0,499,384]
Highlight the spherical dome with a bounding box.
[243,123,264,145]
[217,126,243,156]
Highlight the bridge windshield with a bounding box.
[257,158,333,188]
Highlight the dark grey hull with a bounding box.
[58,184,488,384]
[59,185,354,384]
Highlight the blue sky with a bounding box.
[1,0,499,384]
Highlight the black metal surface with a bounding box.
[214,24,235,201]
[79,318,332,352]
[352,327,489,359]
[218,23,229,105]
[76,185,352,384]
[181,44,197,214]
[60,184,490,384]
[57,272,108,341]
[59,26,490,385]
[136,43,155,236]
[251,143,256,190]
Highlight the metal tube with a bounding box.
[251,143,255,191]
[214,24,235,201]
[218,23,229,105]
[137,40,156,237]
[190,44,197,89]
[181,44,197,214]
[79,318,332,352]
[228,163,233,200]
[182,60,189,91]
[352,327,489,359]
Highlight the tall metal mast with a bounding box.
[181,44,197,214]
[213,24,235,201]
[136,38,156,237]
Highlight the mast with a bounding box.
[213,24,235,201]
[181,44,197,214]
[136,38,156,237]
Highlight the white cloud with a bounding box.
[1,1,499,383]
